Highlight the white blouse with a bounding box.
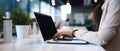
[74,0,120,46]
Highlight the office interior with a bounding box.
[0,0,106,51]
[0,0,98,40]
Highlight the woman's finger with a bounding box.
[52,32,63,40]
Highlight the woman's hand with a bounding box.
[52,30,73,40]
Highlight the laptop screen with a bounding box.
[34,12,57,41]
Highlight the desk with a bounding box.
[0,34,105,51]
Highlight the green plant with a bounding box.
[31,18,36,23]
[10,5,32,25]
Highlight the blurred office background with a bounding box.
[0,0,99,32]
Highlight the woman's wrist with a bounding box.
[72,29,78,37]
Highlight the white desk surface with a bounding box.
[0,34,105,51]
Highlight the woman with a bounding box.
[53,0,120,51]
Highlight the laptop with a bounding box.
[34,12,88,44]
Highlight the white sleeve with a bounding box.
[74,0,120,45]
[74,30,105,45]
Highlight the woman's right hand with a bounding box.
[52,30,73,40]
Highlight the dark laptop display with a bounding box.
[34,12,57,40]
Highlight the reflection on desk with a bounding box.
[0,34,105,51]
